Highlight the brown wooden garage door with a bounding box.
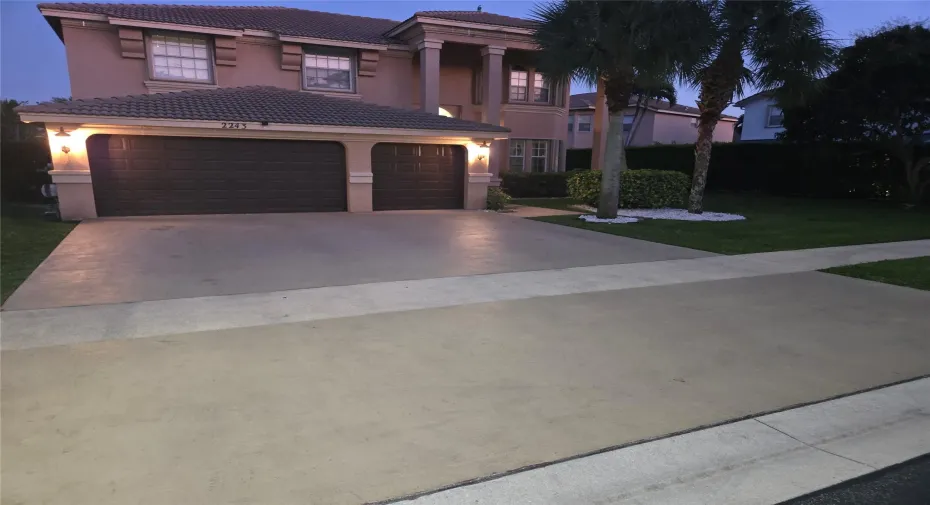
[371,143,465,210]
[87,135,346,216]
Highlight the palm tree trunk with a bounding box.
[597,113,628,218]
[688,115,719,213]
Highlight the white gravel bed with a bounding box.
[578,215,639,224]
[619,208,746,221]
[577,205,745,222]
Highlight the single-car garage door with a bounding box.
[87,135,347,216]
[371,143,465,210]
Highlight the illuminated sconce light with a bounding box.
[55,127,72,153]
[476,140,490,161]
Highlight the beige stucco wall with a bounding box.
[650,113,698,145]
[216,37,300,89]
[64,22,148,99]
[569,109,736,149]
[359,50,415,108]
[712,120,736,143]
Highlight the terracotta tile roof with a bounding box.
[39,4,538,44]
[38,3,402,45]
[414,10,536,29]
[17,86,510,133]
[569,92,738,120]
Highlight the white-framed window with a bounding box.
[577,114,592,132]
[530,140,549,172]
[509,67,528,101]
[568,114,574,132]
[148,32,213,82]
[533,73,550,103]
[303,49,355,92]
[509,140,526,171]
[766,105,784,127]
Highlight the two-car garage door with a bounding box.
[88,135,347,216]
[87,135,466,216]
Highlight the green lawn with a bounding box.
[512,197,587,212]
[1,211,76,303]
[531,194,930,255]
[823,257,930,291]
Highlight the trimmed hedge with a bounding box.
[567,170,601,205]
[620,170,689,208]
[566,143,929,201]
[568,169,690,208]
[486,187,511,210]
[500,171,571,198]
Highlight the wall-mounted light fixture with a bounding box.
[55,128,72,153]
[476,140,490,161]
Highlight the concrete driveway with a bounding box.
[2,211,709,310]
[3,211,928,505]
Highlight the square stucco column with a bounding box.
[464,142,492,210]
[45,124,97,220]
[417,39,442,114]
[480,45,506,182]
[342,140,376,212]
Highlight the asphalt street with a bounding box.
[780,454,930,505]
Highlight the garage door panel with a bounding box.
[372,143,465,211]
[88,135,346,216]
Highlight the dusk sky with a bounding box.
[2,0,928,114]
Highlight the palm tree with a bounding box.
[533,1,711,218]
[685,0,836,213]
[627,81,677,146]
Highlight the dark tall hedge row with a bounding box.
[500,171,571,197]
[566,143,928,201]
[1,139,52,203]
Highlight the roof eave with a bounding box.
[385,14,535,38]
[17,112,510,138]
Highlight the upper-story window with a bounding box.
[509,67,529,101]
[303,48,355,92]
[567,114,574,132]
[766,105,784,127]
[149,32,213,82]
[533,73,550,103]
[577,114,592,132]
[623,114,636,133]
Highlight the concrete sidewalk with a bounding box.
[400,378,930,505]
[4,239,928,350]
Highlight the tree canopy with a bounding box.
[782,22,930,202]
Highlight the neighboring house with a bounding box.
[18,4,569,220]
[567,92,737,149]
[733,91,783,141]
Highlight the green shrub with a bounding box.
[619,169,689,208]
[567,170,600,206]
[568,169,690,208]
[500,172,570,198]
[566,143,929,201]
[486,186,511,211]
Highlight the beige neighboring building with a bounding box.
[18,4,570,220]
[567,92,737,150]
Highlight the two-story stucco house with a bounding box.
[18,4,569,220]
[733,90,784,141]
[567,92,737,150]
